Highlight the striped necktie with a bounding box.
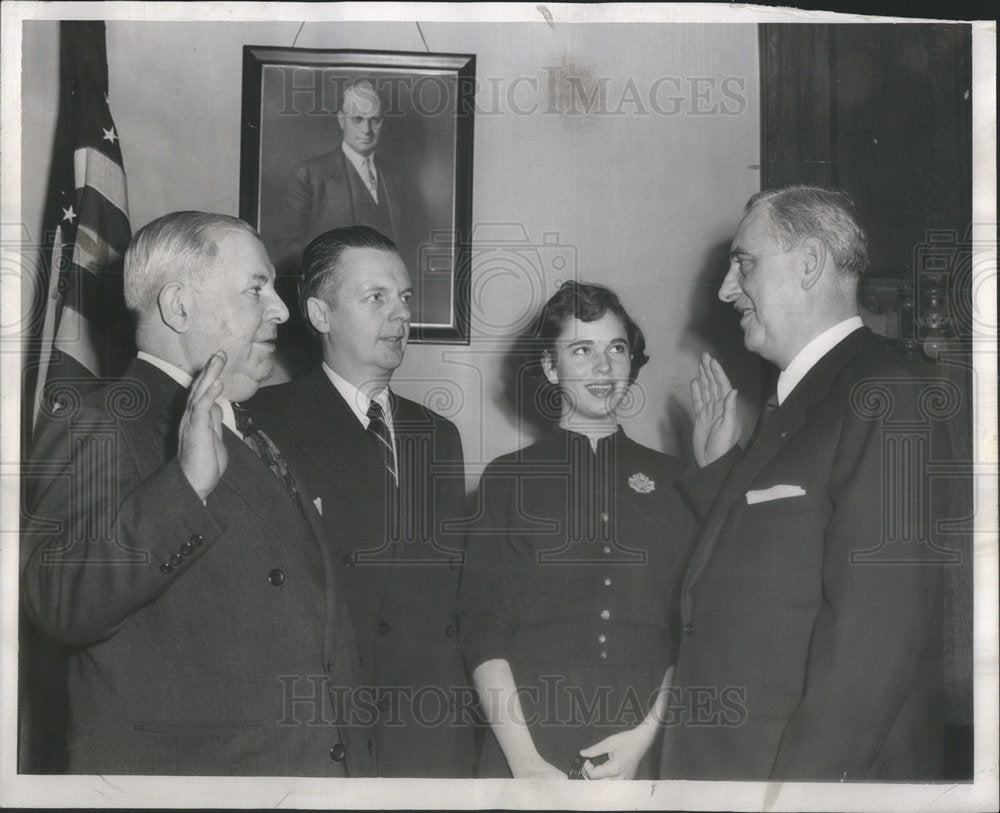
[366,400,397,484]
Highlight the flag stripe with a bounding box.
[74,146,128,217]
[75,187,132,256]
[73,224,123,274]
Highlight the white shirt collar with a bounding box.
[341,141,376,179]
[321,361,393,433]
[137,350,239,437]
[776,317,864,405]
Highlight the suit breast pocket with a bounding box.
[736,495,830,608]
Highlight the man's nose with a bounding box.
[266,289,290,324]
[718,265,741,303]
[389,295,410,322]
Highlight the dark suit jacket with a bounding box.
[248,367,475,777]
[270,147,402,272]
[661,328,951,781]
[21,359,368,776]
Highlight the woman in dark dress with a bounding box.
[458,281,725,780]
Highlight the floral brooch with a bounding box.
[628,472,655,493]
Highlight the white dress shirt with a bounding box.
[776,316,865,405]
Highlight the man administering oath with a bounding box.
[662,186,955,781]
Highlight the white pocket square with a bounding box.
[313,497,323,515]
[745,484,807,504]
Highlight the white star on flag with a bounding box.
[102,127,118,144]
[62,205,77,223]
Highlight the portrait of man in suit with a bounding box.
[20,212,369,776]
[269,79,402,276]
[662,186,958,781]
[248,225,475,777]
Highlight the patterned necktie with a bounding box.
[231,402,300,501]
[363,156,378,203]
[366,400,397,484]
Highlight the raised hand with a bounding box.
[178,350,228,500]
[691,352,741,467]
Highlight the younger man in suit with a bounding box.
[22,212,367,775]
[249,226,475,777]
[662,186,955,780]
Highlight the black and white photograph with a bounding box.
[0,2,996,811]
[241,45,475,351]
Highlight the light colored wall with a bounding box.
[21,20,761,486]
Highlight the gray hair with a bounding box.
[123,211,259,316]
[746,185,869,279]
[338,77,383,114]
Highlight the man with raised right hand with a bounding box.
[22,211,368,776]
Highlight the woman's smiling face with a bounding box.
[543,312,632,425]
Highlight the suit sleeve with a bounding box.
[676,446,741,522]
[768,382,946,779]
[21,406,226,646]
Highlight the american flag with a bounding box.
[30,21,132,433]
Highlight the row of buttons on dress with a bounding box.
[159,534,203,573]
[598,510,612,659]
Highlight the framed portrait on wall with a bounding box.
[240,46,475,354]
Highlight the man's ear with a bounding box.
[541,351,559,386]
[157,282,189,333]
[306,296,332,334]
[335,111,346,133]
[800,237,828,291]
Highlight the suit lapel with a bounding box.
[295,368,387,513]
[217,432,310,542]
[682,328,874,600]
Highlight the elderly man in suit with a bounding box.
[22,212,368,776]
[661,185,953,781]
[271,78,402,274]
[248,225,475,777]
